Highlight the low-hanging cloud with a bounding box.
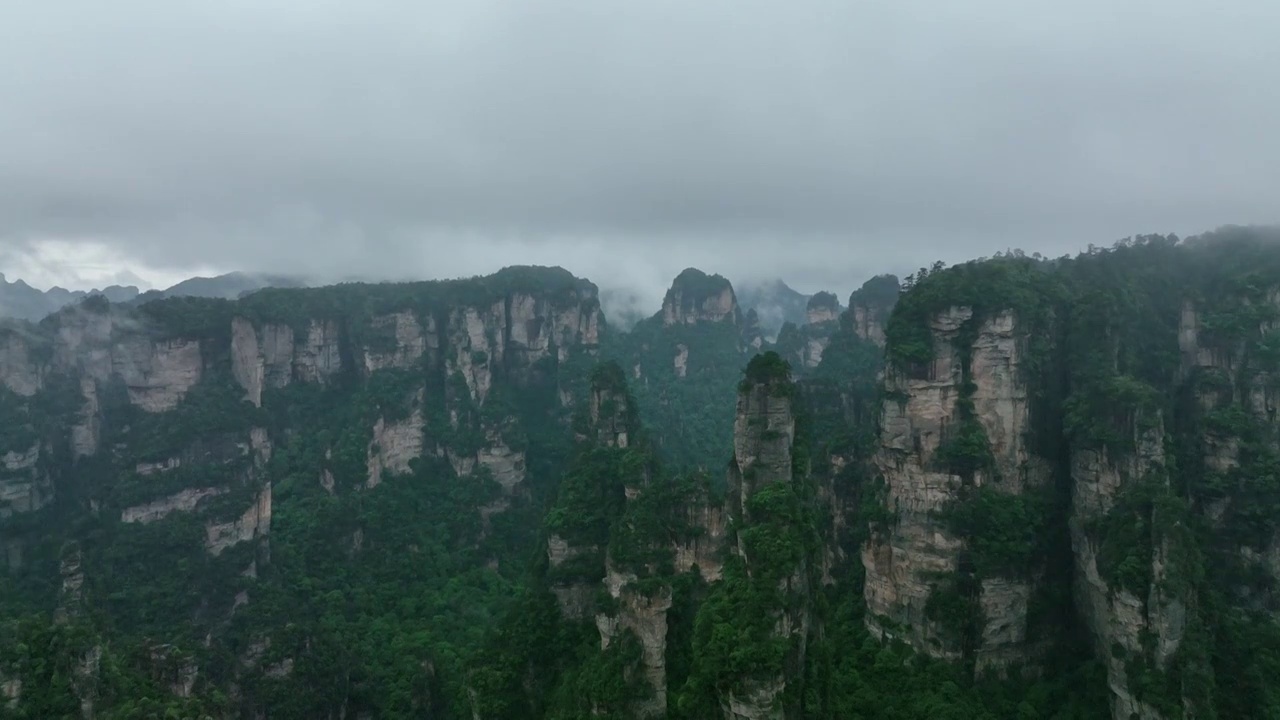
[1,0,1278,303]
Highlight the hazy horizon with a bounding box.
[2,2,1278,307]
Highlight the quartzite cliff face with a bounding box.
[721,357,811,720]
[864,305,1049,670]
[0,267,606,717]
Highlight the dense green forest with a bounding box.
[3,229,1280,718]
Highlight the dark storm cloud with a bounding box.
[1,0,1278,304]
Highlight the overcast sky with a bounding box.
[1,1,1278,310]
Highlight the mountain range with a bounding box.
[0,271,305,322]
[2,226,1279,719]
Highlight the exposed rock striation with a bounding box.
[864,306,1048,670]
[0,330,42,396]
[847,274,900,348]
[662,269,741,327]
[0,443,50,517]
[715,353,810,719]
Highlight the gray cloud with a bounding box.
[1,0,1278,307]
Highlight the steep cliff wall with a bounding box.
[662,268,741,327]
[862,236,1280,718]
[865,305,1051,670]
[846,274,899,348]
[0,266,608,719]
[687,352,813,720]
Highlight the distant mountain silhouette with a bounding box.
[734,278,811,339]
[0,271,305,321]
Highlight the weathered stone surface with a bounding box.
[805,294,840,325]
[448,428,527,494]
[548,534,597,619]
[802,335,828,369]
[363,311,430,373]
[114,338,204,412]
[260,323,296,388]
[722,676,785,720]
[231,316,265,407]
[477,435,525,491]
[589,384,631,449]
[121,487,227,524]
[447,303,502,403]
[1071,425,1174,720]
[720,365,808,719]
[864,307,1044,667]
[730,380,795,515]
[662,272,740,327]
[0,333,41,396]
[294,320,342,383]
[673,343,689,378]
[595,564,673,719]
[0,443,48,516]
[148,645,200,699]
[366,402,425,489]
[71,377,100,458]
[675,499,727,584]
[205,485,272,556]
[1,672,20,710]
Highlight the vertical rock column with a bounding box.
[863,307,1050,670]
[719,352,810,720]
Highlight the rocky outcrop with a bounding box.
[147,645,200,699]
[57,545,86,622]
[448,430,527,494]
[205,485,272,556]
[595,564,672,719]
[0,443,49,517]
[865,306,971,653]
[294,320,343,383]
[230,317,265,407]
[847,275,899,347]
[864,307,1045,668]
[547,534,596,619]
[0,331,42,396]
[363,311,433,373]
[48,308,204,413]
[673,343,689,378]
[70,377,100,458]
[589,376,632,449]
[779,292,847,370]
[447,302,502,404]
[73,644,102,720]
[136,457,182,476]
[1,671,20,711]
[477,436,525,492]
[1070,426,1176,720]
[802,335,828,370]
[115,338,204,412]
[231,317,344,401]
[511,291,601,363]
[662,269,741,327]
[673,499,727,582]
[366,399,425,489]
[723,677,786,720]
[729,368,796,515]
[805,292,840,325]
[969,311,1047,490]
[719,354,809,719]
[121,487,227,524]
